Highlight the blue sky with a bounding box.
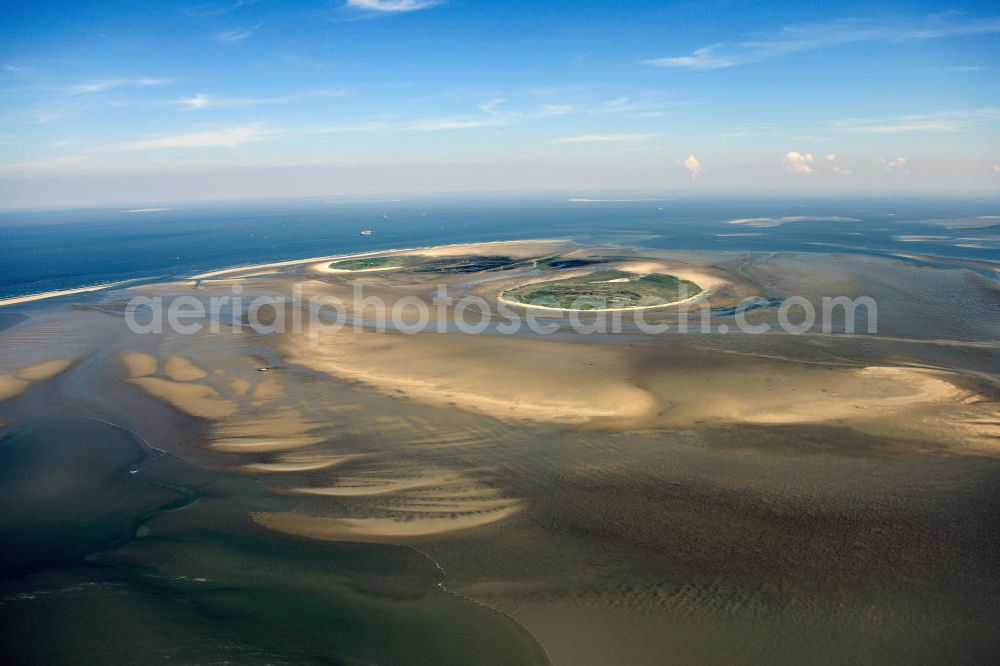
[1,0,999,206]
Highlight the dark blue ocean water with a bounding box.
[1,193,998,299]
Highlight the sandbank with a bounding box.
[282,328,659,424]
[16,357,74,381]
[130,376,238,420]
[0,283,120,308]
[121,352,157,378]
[253,504,523,540]
[163,356,208,382]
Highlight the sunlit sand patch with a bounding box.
[253,504,523,541]
[209,406,325,453]
[770,367,960,423]
[190,256,340,280]
[240,453,363,473]
[608,259,733,296]
[0,375,30,402]
[16,357,75,381]
[121,352,157,378]
[228,377,252,395]
[283,329,658,424]
[163,356,208,382]
[285,471,465,497]
[726,367,961,426]
[251,376,285,403]
[399,239,571,259]
[382,497,520,514]
[124,280,198,294]
[0,357,76,402]
[627,355,974,435]
[406,488,504,501]
[0,283,118,307]
[130,377,238,420]
[257,449,523,539]
[328,403,364,414]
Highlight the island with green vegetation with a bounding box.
[501,269,702,310]
[323,255,427,271]
[324,253,546,273]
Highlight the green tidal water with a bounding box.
[0,416,548,665]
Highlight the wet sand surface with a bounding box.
[1,241,999,664]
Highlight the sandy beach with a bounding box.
[0,283,122,308]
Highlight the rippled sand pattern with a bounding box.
[119,346,525,541]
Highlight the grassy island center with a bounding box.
[501,270,702,310]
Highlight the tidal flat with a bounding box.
[1,240,999,664]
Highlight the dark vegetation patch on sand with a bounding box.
[503,269,702,309]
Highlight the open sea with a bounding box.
[1,193,998,301]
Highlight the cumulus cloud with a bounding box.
[883,156,909,174]
[783,151,814,174]
[682,154,703,179]
[826,153,852,175]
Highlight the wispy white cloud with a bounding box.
[182,0,255,18]
[553,133,656,144]
[315,98,519,133]
[682,154,703,179]
[0,155,92,173]
[4,63,34,75]
[214,21,262,42]
[721,107,1000,137]
[526,89,678,119]
[309,95,667,137]
[942,65,987,72]
[831,107,1000,133]
[177,88,347,109]
[31,112,62,124]
[112,123,273,150]
[645,15,1000,70]
[344,0,441,14]
[537,104,574,116]
[67,77,171,95]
